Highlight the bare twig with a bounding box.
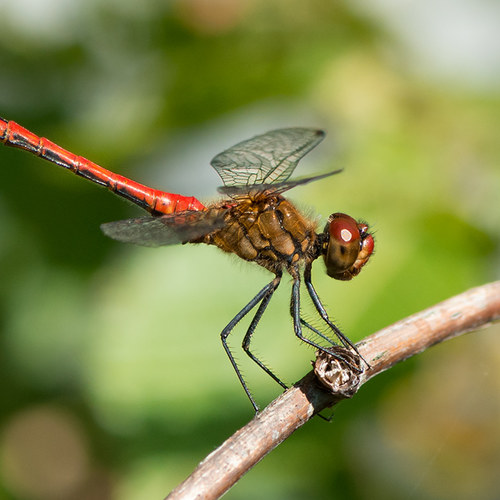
[166,281,500,500]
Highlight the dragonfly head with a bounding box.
[322,213,374,281]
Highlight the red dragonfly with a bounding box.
[1,118,374,412]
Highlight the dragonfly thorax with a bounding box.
[202,193,319,274]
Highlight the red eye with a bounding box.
[329,214,360,245]
[323,213,361,279]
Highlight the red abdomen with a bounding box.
[0,118,205,215]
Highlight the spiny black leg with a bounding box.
[303,265,352,349]
[298,319,364,375]
[304,265,369,369]
[242,273,287,390]
[290,273,328,352]
[290,272,364,373]
[290,270,336,345]
[221,274,282,413]
[299,317,337,346]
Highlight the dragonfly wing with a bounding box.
[211,128,325,188]
[100,211,225,247]
[217,169,343,196]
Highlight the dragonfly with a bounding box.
[1,118,374,412]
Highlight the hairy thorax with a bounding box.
[203,192,318,274]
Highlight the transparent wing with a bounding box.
[211,128,325,188]
[217,169,342,196]
[100,210,225,247]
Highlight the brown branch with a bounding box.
[166,281,500,500]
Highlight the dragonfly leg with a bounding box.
[290,271,365,373]
[303,265,369,369]
[290,272,327,352]
[299,317,337,346]
[221,271,283,413]
[241,274,288,391]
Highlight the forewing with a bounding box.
[211,128,325,188]
[100,210,225,247]
[217,169,342,196]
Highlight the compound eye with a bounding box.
[330,215,360,247]
[324,213,361,278]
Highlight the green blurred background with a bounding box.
[0,0,499,498]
